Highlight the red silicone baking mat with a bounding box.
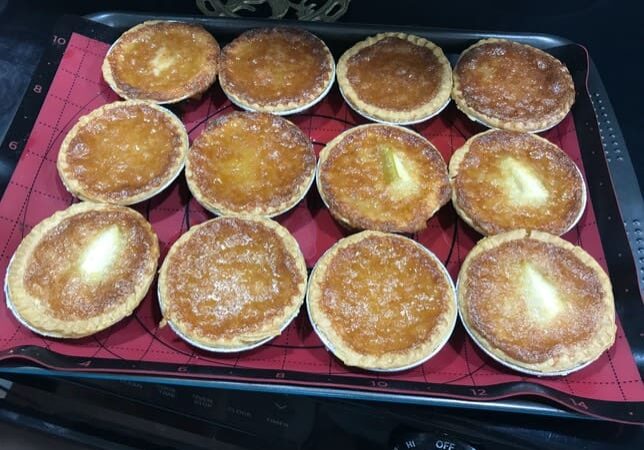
[0,18,642,423]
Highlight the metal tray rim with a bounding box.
[0,12,641,423]
[0,365,592,420]
[86,10,576,47]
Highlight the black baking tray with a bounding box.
[0,11,642,421]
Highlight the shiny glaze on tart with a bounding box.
[158,216,307,350]
[219,27,335,113]
[458,230,616,374]
[57,100,188,205]
[186,112,315,216]
[452,39,575,132]
[337,33,452,124]
[307,231,456,370]
[103,21,220,103]
[450,130,585,235]
[5,202,159,338]
[317,124,450,233]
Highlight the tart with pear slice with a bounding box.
[5,202,159,338]
[449,129,585,236]
[317,124,450,233]
[457,229,616,375]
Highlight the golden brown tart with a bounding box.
[219,27,335,114]
[337,33,452,124]
[102,21,220,103]
[449,130,586,236]
[186,112,315,217]
[317,124,450,233]
[452,39,575,132]
[458,230,616,375]
[5,202,159,338]
[307,231,456,370]
[158,216,307,351]
[57,100,189,205]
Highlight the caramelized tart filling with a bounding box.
[22,210,157,321]
[187,112,315,214]
[455,40,574,123]
[454,131,584,235]
[162,218,305,340]
[318,235,452,355]
[346,37,444,111]
[220,28,332,106]
[463,239,609,364]
[107,21,219,101]
[320,125,449,232]
[62,103,184,202]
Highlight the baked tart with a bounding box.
[317,124,450,233]
[307,231,456,371]
[458,230,616,375]
[337,33,452,124]
[103,21,220,103]
[158,216,307,351]
[219,27,335,114]
[452,39,575,132]
[57,100,188,205]
[186,112,315,217]
[450,130,586,236]
[5,202,159,338]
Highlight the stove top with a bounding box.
[1,375,642,450]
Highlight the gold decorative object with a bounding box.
[196,0,350,22]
